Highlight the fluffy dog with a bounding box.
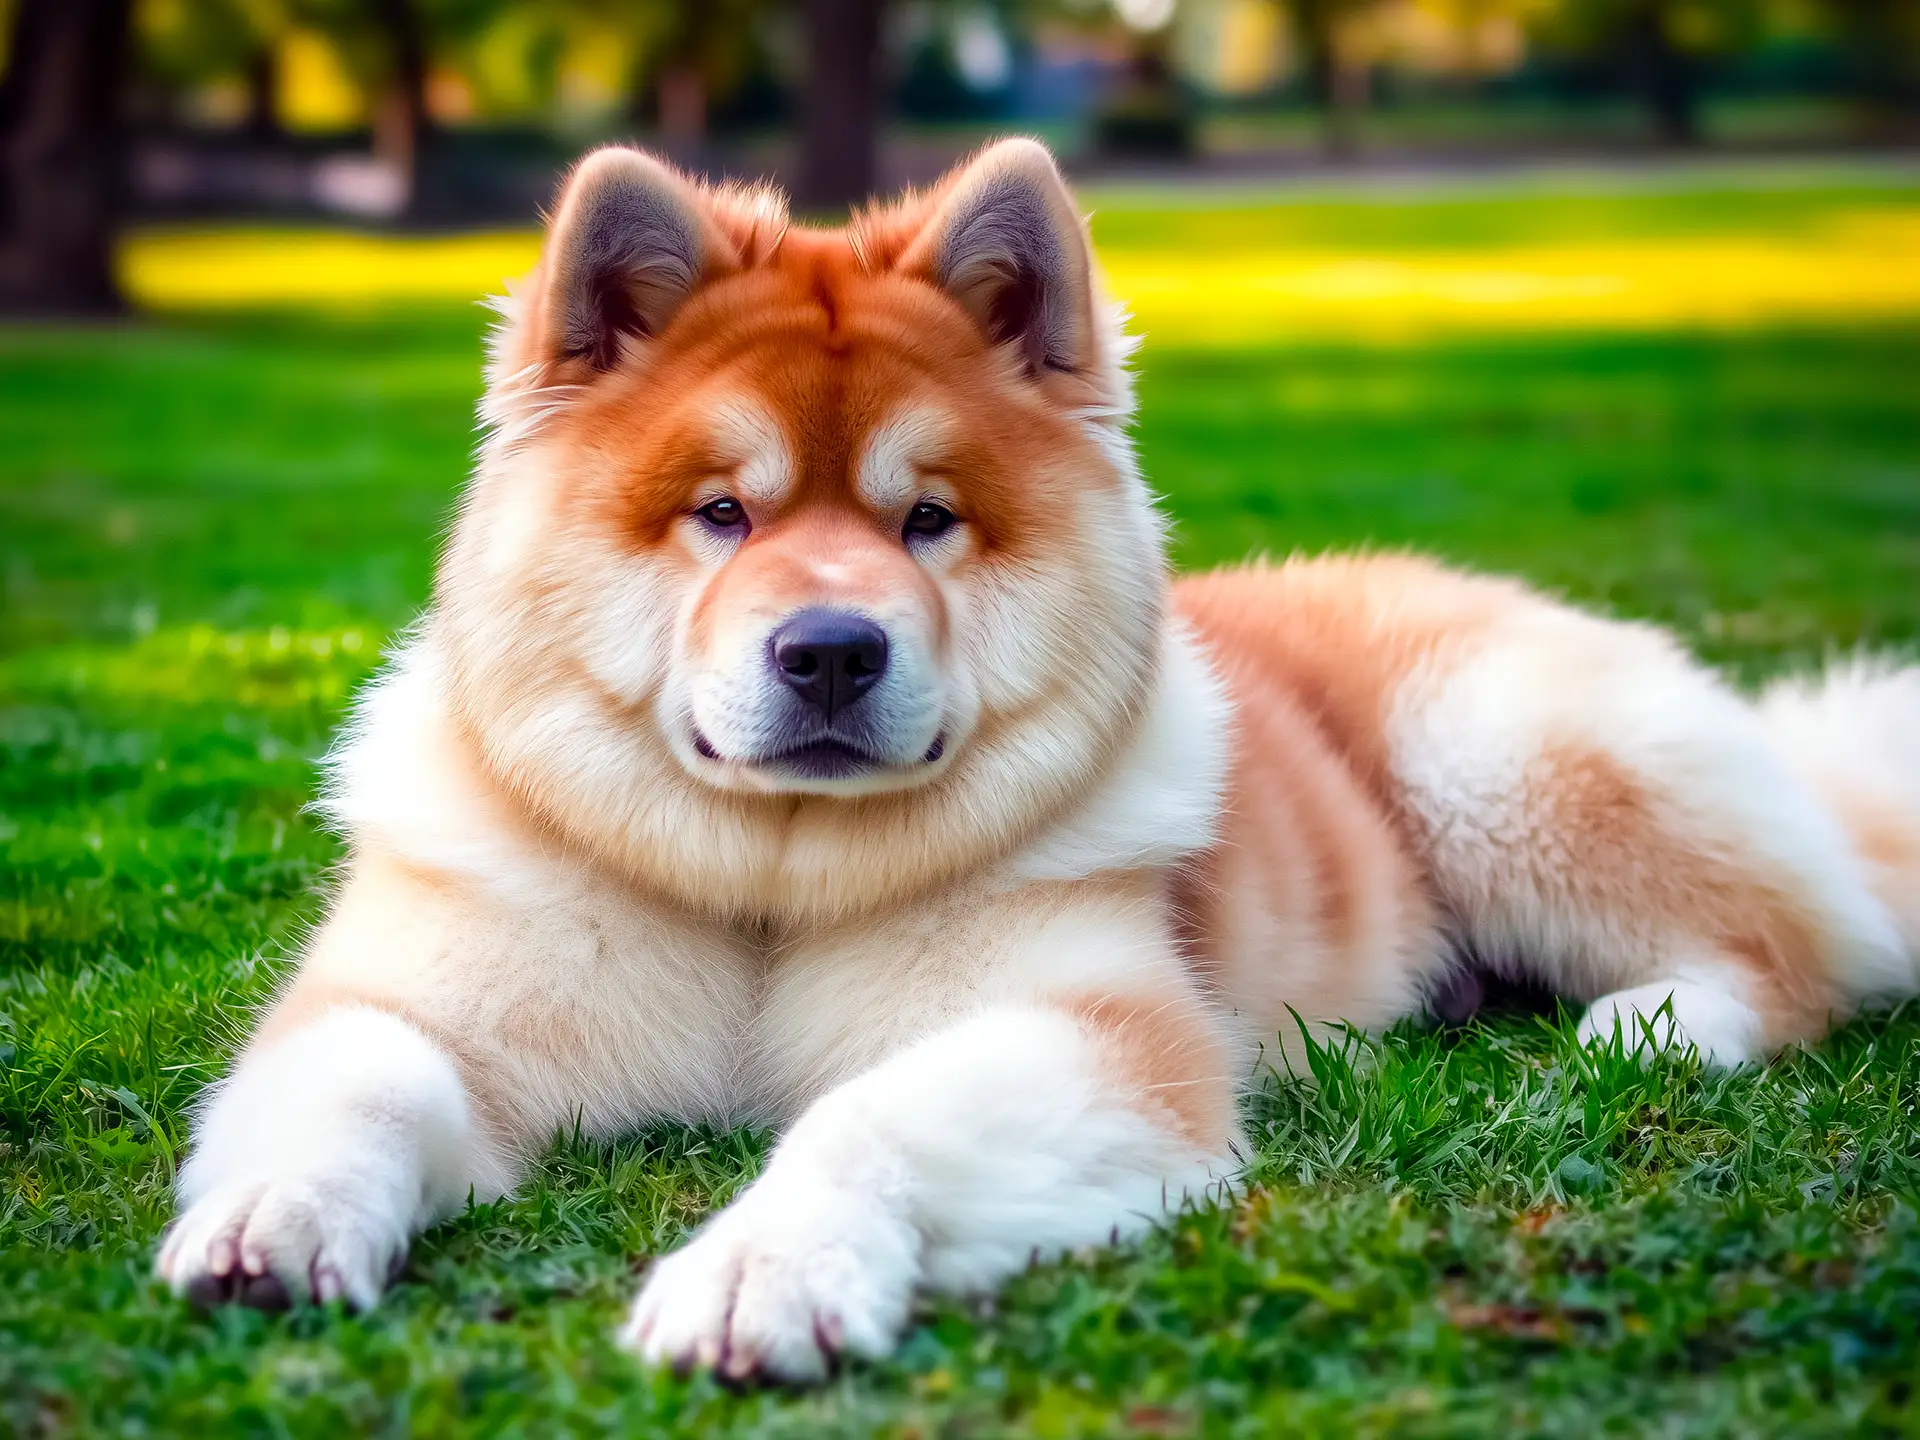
[157,139,1920,1380]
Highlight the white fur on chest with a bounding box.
[1001,621,1231,885]
[749,624,1232,1114]
[317,621,1230,1133]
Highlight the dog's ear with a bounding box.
[896,138,1097,379]
[528,147,733,373]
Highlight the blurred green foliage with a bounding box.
[119,0,1920,145]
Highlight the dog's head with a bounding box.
[438,139,1169,919]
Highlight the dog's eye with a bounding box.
[903,502,957,541]
[696,497,748,532]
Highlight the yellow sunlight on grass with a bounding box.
[122,229,544,309]
[121,208,1920,341]
[1103,212,1920,342]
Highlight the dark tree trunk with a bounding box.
[0,0,129,314]
[1292,0,1339,110]
[370,0,431,215]
[1830,0,1920,133]
[1626,3,1699,145]
[243,44,280,142]
[1288,0,1358,157]
[797,0,883,212]
[656,66,709,168]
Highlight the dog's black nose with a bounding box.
[771,610,889,718]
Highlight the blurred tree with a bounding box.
[1410,0,1547,80]
[560,0,880,207]
[798,0,884,209]
[291,0,431,203]
[243,30,281,136]
[291,0,498,212]
[1097,7,1198,158]
[138,0,290,135]
[1820,0,1920,127]
[1531,0,1760,143]
[894,2,1021,121]
[0,0,130,312]
[612,0,776,152]
[370,0,428,183]
[1278,0,1377,152]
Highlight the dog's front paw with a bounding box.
[157,1174,409,1312]
[618,1181,921,1383]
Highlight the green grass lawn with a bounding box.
[6,176,1920,1436]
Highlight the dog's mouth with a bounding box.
[758,736,885,780]
[692,730,945,780]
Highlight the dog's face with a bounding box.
[551,305,1089,801]
[664,376,965,796]
[438,140,1167,914]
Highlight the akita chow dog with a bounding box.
[157,137,1920,1379]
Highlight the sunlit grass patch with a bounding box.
[121,228,543,311]
[9,623,379,713]
[1105,211,1920,343]
[120,170,1920,341]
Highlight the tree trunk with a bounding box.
[1289,0,1358,158]
[1831,0,1920,136]
[370,0,431,216]
[797,0,883,212]
[1293,0,1338,109]
[0,0,129,314]
[658,66,708,157]
[1626,3,1699,146]
[243,43,280,142]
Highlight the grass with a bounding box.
[122,160,1920,337]
[5,170,1920,1435]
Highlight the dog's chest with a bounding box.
[734,900,1003,1125]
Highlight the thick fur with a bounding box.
[158,140,1920,1379]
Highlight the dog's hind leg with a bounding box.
[1386,602,1904,1065]
[1569,956,1772,1066]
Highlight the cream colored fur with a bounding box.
[157,140,1920,1381]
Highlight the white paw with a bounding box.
[618,1180,921,1383]
[1575,978,1762,1068]
[156,1173,409,1311]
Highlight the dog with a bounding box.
[156,139,1920,1381]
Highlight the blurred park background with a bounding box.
[1,0,1919,308]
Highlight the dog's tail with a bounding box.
[1760,658,1920,994]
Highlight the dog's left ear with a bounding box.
[897,138,1097,379]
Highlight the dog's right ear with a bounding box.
[525,148,735,373]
